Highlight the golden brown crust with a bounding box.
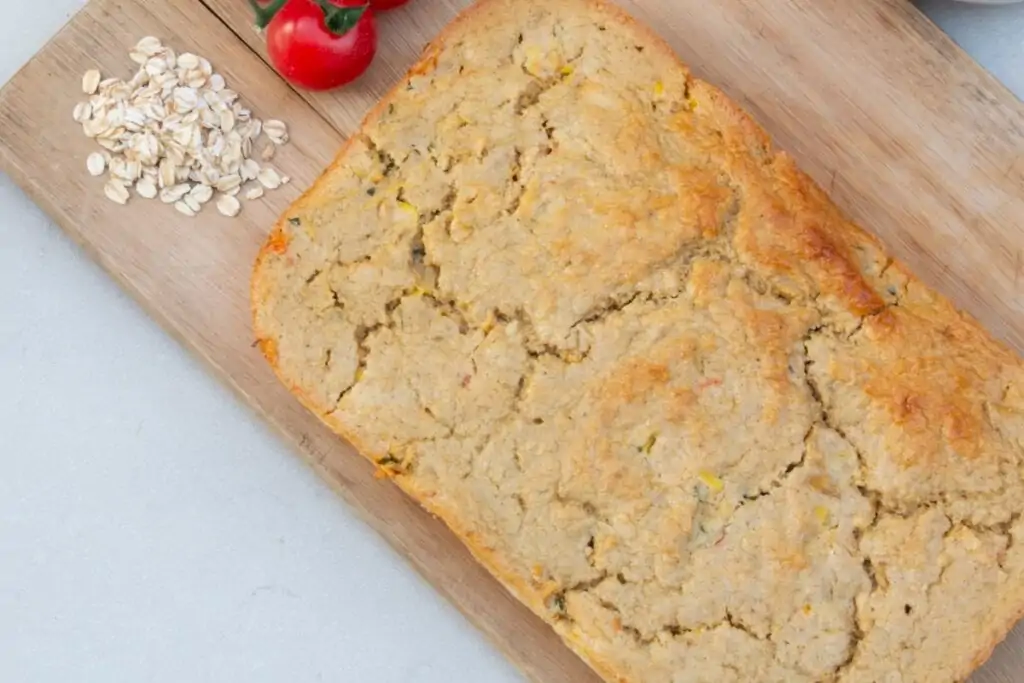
[251,0,1024,681]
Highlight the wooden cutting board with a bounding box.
[1,0,1022,680]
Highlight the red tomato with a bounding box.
[250,0,377,91]
[368,0,411,9]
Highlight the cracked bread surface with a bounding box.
[250,0,1024,680]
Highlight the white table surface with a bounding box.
[1,1,1021,681]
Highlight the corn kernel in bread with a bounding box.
[251,0,1024,680]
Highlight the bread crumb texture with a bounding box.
[251,0,1024,680]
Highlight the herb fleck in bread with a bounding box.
[251,0,1024,680]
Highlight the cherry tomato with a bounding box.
[368,0,411,9]
[250,0,377,91]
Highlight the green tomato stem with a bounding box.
[249,0,289,29]
[311,0,369,36]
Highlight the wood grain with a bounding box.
[0,1,598,681]
[203,0,1024,355]
[1,0,1023,680]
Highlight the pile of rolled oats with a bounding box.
[74,36,291,219]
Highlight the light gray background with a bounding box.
[1,1,1021,681]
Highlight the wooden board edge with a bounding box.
[0,1,600,679]
[0,130,600,683]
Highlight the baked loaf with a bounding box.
[251,0,1024,680]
